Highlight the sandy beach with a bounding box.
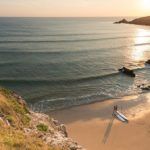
[50,93,150,150]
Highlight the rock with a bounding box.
[24,128,31,134]
[145,59,150,64]
[141,86,150,91]
[59,124,68,137]
[5,120,10,126]
[70,145,78,150]
[114,19,128,24]
[118,67,135,77]
[45,136,52,143]
[0,113,4,118]
[51,118,59,126]
[37,133,45,138]
[138,84,150,91]
[70,143,85,150]
[49,128,55,134]
[12,92,28,108]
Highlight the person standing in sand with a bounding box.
[114,105,118,111]
[112,105,118,116]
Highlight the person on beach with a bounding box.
[112,105,118,116]
[114,105,118,112]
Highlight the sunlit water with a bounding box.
[0,17,150,111]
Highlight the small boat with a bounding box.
[113,111,128,123]
[118,67,135,77]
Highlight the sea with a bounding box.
[0,17,150,111]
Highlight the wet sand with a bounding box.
[50,93,150,150]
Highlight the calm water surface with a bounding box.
[0,17,150,111]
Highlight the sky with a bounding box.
[0,0,150,17]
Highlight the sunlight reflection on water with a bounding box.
[131,29,150,61]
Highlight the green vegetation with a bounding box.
[5,115,14,124]
[37,123,48,132]
[0,128,52,150]
[0,87,58,150]
[0,87,31,127]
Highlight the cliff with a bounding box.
[0,87,84,150]
[114,16,150,26]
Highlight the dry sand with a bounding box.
[50,93,150,150]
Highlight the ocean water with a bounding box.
[0,17,150,111]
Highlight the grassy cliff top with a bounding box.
[0,87,83,150]
[0,87,53,150]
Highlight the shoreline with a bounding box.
[50,92,150,150]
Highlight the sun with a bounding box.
[141,0,150,10]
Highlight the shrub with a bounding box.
[5,115,14,124]
[36,123,48,132]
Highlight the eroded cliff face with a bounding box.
[0,87,85,150]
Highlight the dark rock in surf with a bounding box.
[138,84,150,91]
[118,67,135,77]
[114,19,128,24]
[145,59,150,65]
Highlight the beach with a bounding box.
[50,93,150,150]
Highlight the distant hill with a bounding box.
[114,16,150,26]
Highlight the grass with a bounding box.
[37,123,48,132]
[0,128,52,150]
[5,115,14,124]
[0,87,58,150]
[0,87,31,127]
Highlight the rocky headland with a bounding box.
[114,16,150,26]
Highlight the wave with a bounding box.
[0,37,127,44]
[0,36,149,44]
[0,37,150,46]
[134,42,150,46]
[30,93,112,111]
[30,87,147,112]
[0,46,124,54]
[0,67,148,85]
[0,33,109,37]
[0,73,118,85]
[1,33,150,38]
[31,89,150,112]
[0,42,149,54]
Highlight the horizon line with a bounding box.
[0,16,141,18]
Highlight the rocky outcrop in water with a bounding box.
[114,19,128,24]
[145,60,150,64]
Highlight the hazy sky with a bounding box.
[0,0,150,17]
